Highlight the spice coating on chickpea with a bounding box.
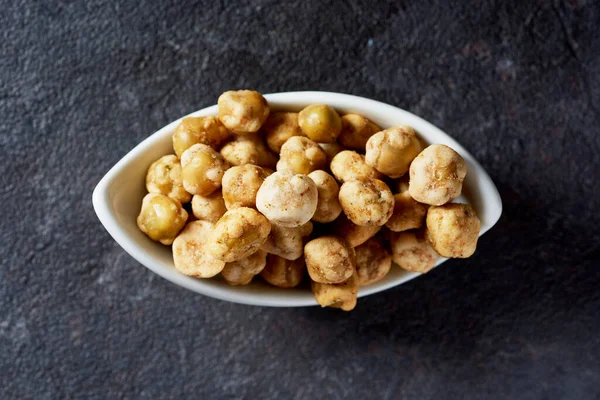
[264,112,304,153]
[319,142,345,164]
[172,220,226,278]
[354,237,392,286]
[390,231,438,273]
[146,155,191,204]
[222,250,267,285]
[365,126,422,178]
[338,114,381,150]
[425,203,480,258]
[222,164,269,210]
[207,207,272,262]
[261,255,305,288]
[298,104,342,143]
[220,135,278,169]
[137,193,188,245]
[311,270,358,311]
[172,116,230,157]
[330,150,383,183]
[304,236,355,284]
[276,136,327,175]
[191,190,227,223]
[180,144,229,196]
[218,90,270,134]
[331,214,381,247]
[262,221,313,260]
[308,170,342,223]
[385,192,428,232]
[409,144,467,206]
[339,178,394,227]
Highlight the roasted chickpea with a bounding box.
[221,164,269,210]
[409,144,467,205]
[276,136,327,175]
[330,150,382,183]
[222,250,267,285]
[390,231,438,273]
[218,90,270,134]
[262,221,313,260]
[298,104,342,143]
[137,193,187,245]
[261,255,305,288]
[191,190,227,223]
[311,270,358,311]
[338,114,381,150]
[308,170,342,223]
[304,236,354,284]
[181,144,229,196]
[220,135,278,169]
[146,155,191,204]
[172,116,229,157]
[331,214,381,247]
[264,112,304,153]
[319,142,345,164]
[354,237,392,286]
[172,220,226,277]
[385,191,427,232]
[339,178,394,227]
[365,126,422,178]
[425,203,480,258]
[207,207,271,262]
[256,171,318,227]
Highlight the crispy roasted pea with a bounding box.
[262,221,313,260]
[181,144,229,196]
[308,170,342,223]
[191,190,227,223]
[276,136,327,175]
[330,150,382,183]
[222,164,269,210]
[338,114,381,150]
[425,203,480,258]
[304,236,354,284]
[298,104,342,143]
[218,90,270,134]
[311,270,358,311]
[338,178,394,227]
[172,116,230,157]
[331,214,381,247]
[365,126,422,178]
[264,112,304,153]
[222,250,267,285]
[319,142,345,164]
[354,237,392,285]
[390,231,438,273]
[220,135,278,169]
[261,255,305,288]
[146,155,191,204]
[137,193,187,245]
[385,190,428,232]
[172,220,226,277]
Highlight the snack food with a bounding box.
[221,164,269,210]
[390,231,438,273]
[298,104,342,143]
[425,203,480,258]
[365,126,421,178]
[191,190,227,223]
[311,271,358,311]
[220,135,278,169]
[218,90,269,134]
[354,237,392,285]
[307,170,342,223]
[173,220,225,277]
[276,136,327,175]
[221,250,267,285]
[172,116,229,157]
[181,143,229,196]
[264,112,304,153]
[338,114,381,150]
[330,150,382,183]
[338,178,394,227]
[137,193,188,245]
[145,155,191,204]
[262,222,313,260]
[304,236,354,284]
[261,255,305,288]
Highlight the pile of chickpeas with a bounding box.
[137,90,481,311]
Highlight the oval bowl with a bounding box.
[92,91,502,307]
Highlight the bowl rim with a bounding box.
[92,91,502,307]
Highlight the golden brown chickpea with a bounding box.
[220,135,278,169]
[311,270,358,311]
[390,231,438,273]
[276,136,327,175]
[207,207,271,262]
[330,150,383,183]
[256,171,318,228]
[354,237,392,286]
[218,90,270,134]
[331,214,381,247]
[262,221,313,260]
[137,193,188,245]
[221,165,269,210]
[298,104,342,143]
[180,144,229,196]
[365,126,422,178]
[221,249,267,286]
[319,142,345,164]
[409,144,467,206]
[338,114,381,150]
[172,116,230,157]
[172,220,225,278]
[307,170,342,223]
[385,192,428,232]
[191,190,227,223]
[338,178,394,227]
[264,112,304,153]
[304,236,354,284]
[145,155,191,204]
[425,203,480,258]
[260,255,305,288]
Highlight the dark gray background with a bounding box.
[2,0,599,399]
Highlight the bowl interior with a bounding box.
[93,91,502,307]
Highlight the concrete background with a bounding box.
[1,0,599,398]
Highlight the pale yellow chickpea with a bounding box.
[256,171,318,227]
[276,136,327,175]
[146,155,191,204]
[354,237,392,286]
[330,150,382,183]
[365,126,422,178]
[331,214,381,247]
[262,221,312,260]
[311,270,358,311]
[304,236,354,284]
[218,90,270,134]
[390,231,438,273]
[137,193,188,245]
[298,104,342,143]
[207,207,271,262]
[425,203,480,258]
[221,250,267,286]
[385,192,428,232]
[172,116,230,157]
[221,164,269,210]
[319,142,345,164]
[220,135,278,169]
[260,255,305,288]
[264,112,304,153]
[180,144,229,196]
[339,178,394,227]
[307,170,342,223]
[409,144,467,206]
[191,190,227,223]
[172,220,226,277]
[338,114,381,150]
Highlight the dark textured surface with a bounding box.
[2,0,600,398]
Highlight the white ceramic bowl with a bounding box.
[92,91,502,307]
